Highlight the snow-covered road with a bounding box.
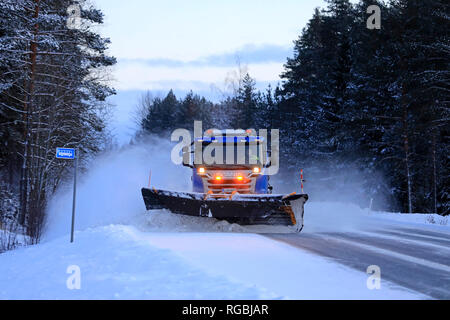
[1,205,448,299]
[131,205,450,300]
[2,144,447,300]
[138,231,430,299]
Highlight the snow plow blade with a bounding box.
[141,188,308,231]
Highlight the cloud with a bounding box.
[118,43,292,68]
[106,43,292,145]
[114,62,284,91]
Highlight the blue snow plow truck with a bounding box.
[141,129,308,232]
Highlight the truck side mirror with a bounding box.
[264,150,272,168]
[182,146,193,168]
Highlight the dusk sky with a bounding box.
[93,0,330,143]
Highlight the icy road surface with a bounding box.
[266,230,450,300]
[263,202,450,300]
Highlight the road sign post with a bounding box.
[56,147,77,243]
[71,154,77,243]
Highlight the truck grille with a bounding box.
[206,178,252,194]
[201,170,256,194]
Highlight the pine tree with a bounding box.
[141,90,180,135]
[0,0,116,239]
[177,91,213,130]
[234,73,259,129]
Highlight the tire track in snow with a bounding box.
[265,232,450,299]
[323,232,450,266]
[377,230,450,248]
[393,228,450,241]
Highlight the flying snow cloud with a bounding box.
[44,138,191,240]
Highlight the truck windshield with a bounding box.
[201,141,264,165]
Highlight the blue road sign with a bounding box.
[55,147,78,242]
[56,147,75,159]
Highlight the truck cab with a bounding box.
[185,130,272,195]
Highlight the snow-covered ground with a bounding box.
[0,225,267,299]
[0,228,30,253]
[303,202,449,233]
[0,142,447,299]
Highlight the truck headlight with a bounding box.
[198,167,206,174]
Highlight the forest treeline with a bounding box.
[0,0,115,244]
[139,0,449,215]
[0,0,448,251]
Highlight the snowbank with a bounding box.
[369,212,448,228]
[0,229,30,253]
[303,202,449,233]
